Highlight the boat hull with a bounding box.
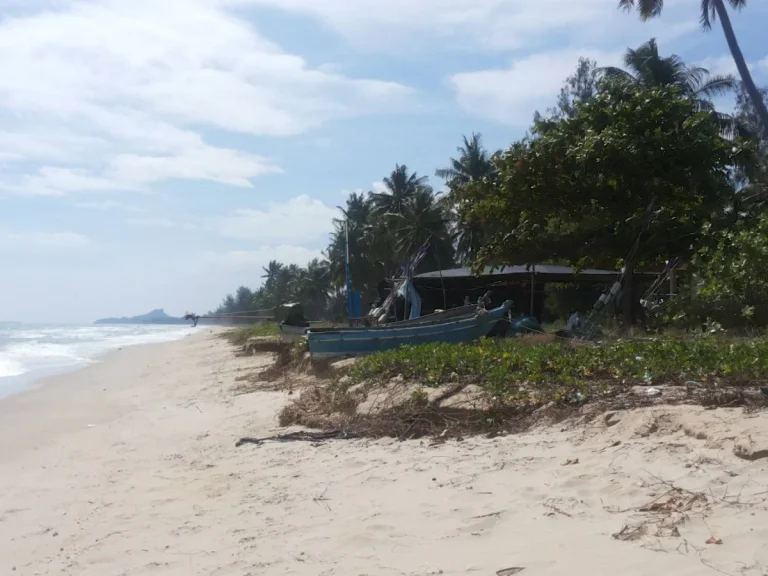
[278,324,307,343]
[308,300,512,358]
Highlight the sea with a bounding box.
[0,323,198,399]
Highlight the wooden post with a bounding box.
[529,264,536,316]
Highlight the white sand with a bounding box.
[3,330,768,575]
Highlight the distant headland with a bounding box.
[94,309,188,325]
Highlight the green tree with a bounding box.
[619,0,768,137]
[436,133,497,263]
[291,258,331,318]
[601,39,735,108]
[734,83,768,195]
[548,57,600,120]
[468,83,751,325]
[436,133,495,189]
[371,164,431,215]
[234,286,254,312]
[674,215,768,328]
[260,260,283,296]
[388,189,455,273]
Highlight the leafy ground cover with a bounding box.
[345,336,768,403]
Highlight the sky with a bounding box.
[0,0,767,323]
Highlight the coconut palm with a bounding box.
[436,133,495,190]
[437,133,498,264]
[291,258,331,318]
[618,0,768,136]
[601,39,736,107]
[371,164,431,216]
[387,189,455,273]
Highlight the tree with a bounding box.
[260,260,284,295]
[436,133,497,263]
[234,286,254,312]
[547,58,600,120]
[619,0,768,137]
[291,258,331,318]
[601,39,735,108]
[734,82,768,192]
[467,83,751,325]
[675,215,768,328]
[436,133,495,189]
[387,189,455,273]
[371,164,431,215]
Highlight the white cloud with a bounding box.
[0,0,413,194]
[371,181,388,194]
[210,195,337,243]
[698,55,739,77]
[225,0,698,51]
[0,230,90,249]
[448,49,620,125]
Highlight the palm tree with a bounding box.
[601,39,736,107]
[619,0,768,137]
[371,164,431,216]
[261,260,283,294]
[291,258,331,318]
[437,134,497,264]
[436,133,495,190]
[387,189,455,273]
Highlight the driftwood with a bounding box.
[235,429,362,447]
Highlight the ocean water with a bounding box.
[0,323,197,399]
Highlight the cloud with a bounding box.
[0,230,90,249]
[226,0,698,51]
[210,195,337,243]
[448,50,620,125]
[0,0,413,194]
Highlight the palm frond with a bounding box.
[694,73,737,99]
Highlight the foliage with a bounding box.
[346,336,768,402]
[545,57,600,120]
[466,82,751,323]
[667,215,768,329]
[600,38,737,134]
[734,83,768,193]
[436,133,497,263]
[618,0,768,137]
[225,323,279,346]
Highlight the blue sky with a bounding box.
[0,0,766,323]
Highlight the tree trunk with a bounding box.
[622,260,636,327]
[714,0,768,139]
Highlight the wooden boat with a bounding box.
[280,305,481,343]
[307,300,513,358]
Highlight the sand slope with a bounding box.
[2,331,768,575]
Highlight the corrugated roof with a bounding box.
[414,264,619,280]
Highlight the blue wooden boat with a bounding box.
[307,300,513,358]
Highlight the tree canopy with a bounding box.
[465,82,752,322]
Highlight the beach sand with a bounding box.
[3,330,768,575]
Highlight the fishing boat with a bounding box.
[307,300,513,358]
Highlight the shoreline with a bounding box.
[0,324,201,402]
[3,331,768,575]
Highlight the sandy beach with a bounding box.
[3,330,768,575]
